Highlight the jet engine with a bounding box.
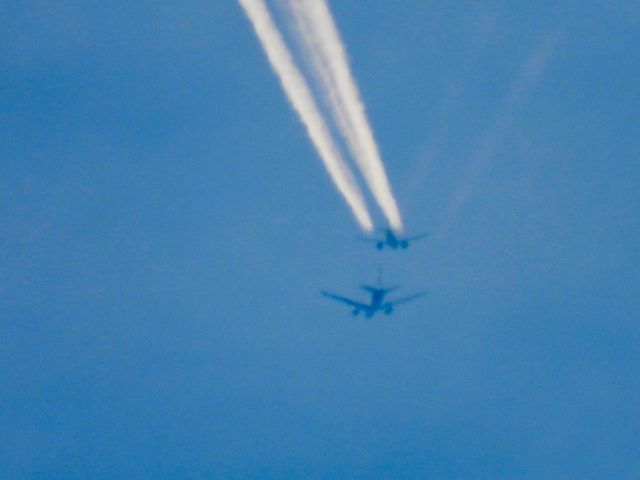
[384,305,393,315]
[352,309,360,316]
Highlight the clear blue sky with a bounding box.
[2,1,639,478]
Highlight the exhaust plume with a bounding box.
[238,0,373,231]
[286,0,404,231]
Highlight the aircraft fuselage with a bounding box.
[353,288,390,317]
[377,229,409,250]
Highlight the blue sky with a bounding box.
[2,1,639,478]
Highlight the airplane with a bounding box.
[321,284,426,318]
[361,228,428,250]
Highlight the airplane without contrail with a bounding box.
[322,284,426,318]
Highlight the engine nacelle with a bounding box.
[384,305,393,315]
[400,240,409,249]
[352,309,360,316]
[377,242,385,250]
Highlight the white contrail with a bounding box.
[238,0,373,231]
[285,0,404,232]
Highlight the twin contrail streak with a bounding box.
[238,0,373,231]
[286,0,404,232]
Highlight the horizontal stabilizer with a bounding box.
[359,284,379,293]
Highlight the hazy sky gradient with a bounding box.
[2,1,639,478]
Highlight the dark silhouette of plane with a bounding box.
[361,229,428,250]
[321,284,426,318]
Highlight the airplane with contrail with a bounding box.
[285,0,404,232]
[238,0,373,231]
[360,229,428,250]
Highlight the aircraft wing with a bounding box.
[406,233,428,242]
[387,291,427,306]
[321,291,369,310]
